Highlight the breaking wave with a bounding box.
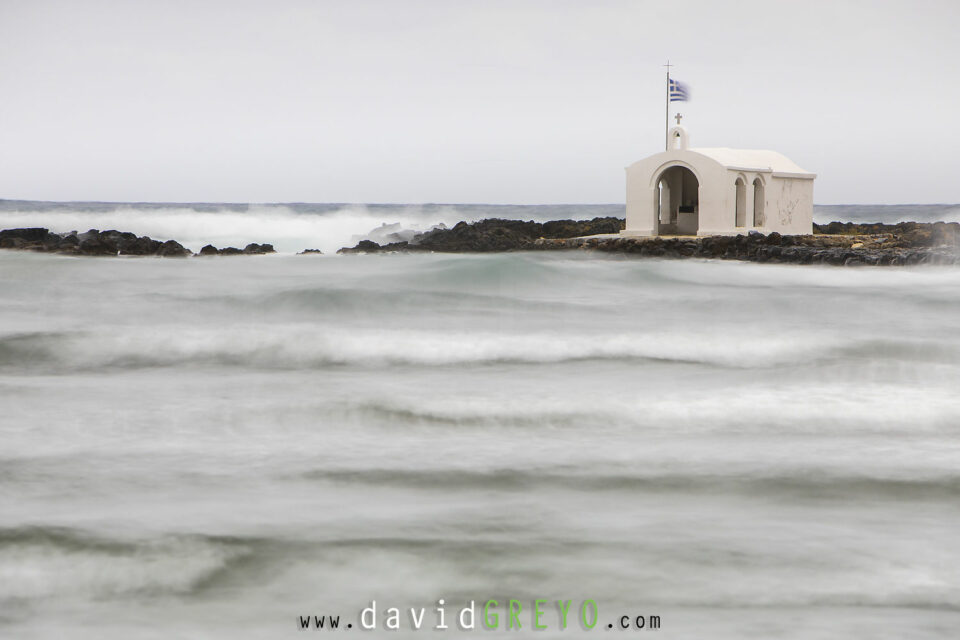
[0,328,892,370]
[0,527,251,601]
[297,466,960,501]
[0,202,623,255]
[315,390,960,433]
[2,327,959,372]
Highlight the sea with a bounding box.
[1,201,959,639]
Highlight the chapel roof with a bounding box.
[688,147,814,176]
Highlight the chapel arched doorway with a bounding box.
[655,166,699,236]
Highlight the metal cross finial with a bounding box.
[664,60,672,72]
[675,113,683,125]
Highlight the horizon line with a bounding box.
[1,198,958,208]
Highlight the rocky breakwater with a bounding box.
[535,221,960,266]
[197,243,276,256]
[337,219,960,266]
[337,217,625,254]
[0,228,281,257]
[0,227,191,257]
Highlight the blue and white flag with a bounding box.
[669,78,690,102]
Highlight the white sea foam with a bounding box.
[0,325,863,369]
[0,202,613,254]
[0,532,246,600]
[0,204,452,254]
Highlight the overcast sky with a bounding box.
[0,0,957,204]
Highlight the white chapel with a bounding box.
[622,124,816,237]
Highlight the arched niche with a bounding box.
[753,177,765,227]
[735,177,747,228]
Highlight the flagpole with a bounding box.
[664,61,671,150]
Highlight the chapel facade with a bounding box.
[623,125,816,237]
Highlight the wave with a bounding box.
[4,325,960,373]
[0,203,454,255]
[195,282,580,317]
[323,390,960,435]
[0,526,250,601]
[295,466,960,500]
[0,327,849,370]
[0,519,956,613]
[331,398,599,428]
[0,202,624,255]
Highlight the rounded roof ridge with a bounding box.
[688,147,813,174]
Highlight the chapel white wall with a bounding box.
[624,150,814,237]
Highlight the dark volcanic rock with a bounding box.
[197,243,276,256]
[77,229,100,243]
[540,217,623,238]
[78,237,118,256]
[813,220,960,246]
[126,236,162,255]
[416,219,533,252]
[532,226,960,267]
[337,240,384,254]
[335,216,960,267]
[0,236,25,249]
[243,243,276,254]
[337,216,625,254]
[0,227,50,243]
[156,240,191,257]
[58,234,79,248]
[100,230,139,252]
[1,226,280,258]
[0,227,191,257]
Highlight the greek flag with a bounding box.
[669,78,690,102]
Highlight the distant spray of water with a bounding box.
[0,202,623,254]
[0,204,459,254]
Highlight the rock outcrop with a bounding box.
[337,218,960,266]
[196,243,276,256]
[532,223,960,266]
[337,217,624,254]
[0,228,283,257]
[0,228,190,257]
[243,243,276,254]
[812,221,960,247]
